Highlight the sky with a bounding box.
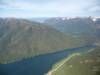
[0,0,100,18]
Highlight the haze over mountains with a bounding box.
[44,17,96,34]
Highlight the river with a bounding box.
[0,45,96,75]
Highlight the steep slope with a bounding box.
[46,47,100,75]
[0,18,84,63]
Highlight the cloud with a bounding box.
[88,6,100,12]
[0,0,100,17]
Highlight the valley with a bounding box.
[0,17,100,75]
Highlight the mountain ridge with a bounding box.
[0,18,85,63]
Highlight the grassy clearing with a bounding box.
[46,47,100,75]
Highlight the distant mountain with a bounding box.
[44,17,96,35]
[0,18,85,63]
[44,17,99,44]
[47,47,100,75]
[28,18,48,23]
[94,18,100,46]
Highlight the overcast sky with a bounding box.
[0,0,100,18]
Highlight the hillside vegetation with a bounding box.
[0,18,85,63]
[47,47,100,75]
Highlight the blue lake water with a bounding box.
[0,45,96,75]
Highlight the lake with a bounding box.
[0,44,96,75]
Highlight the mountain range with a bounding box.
[0,18,85,63]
